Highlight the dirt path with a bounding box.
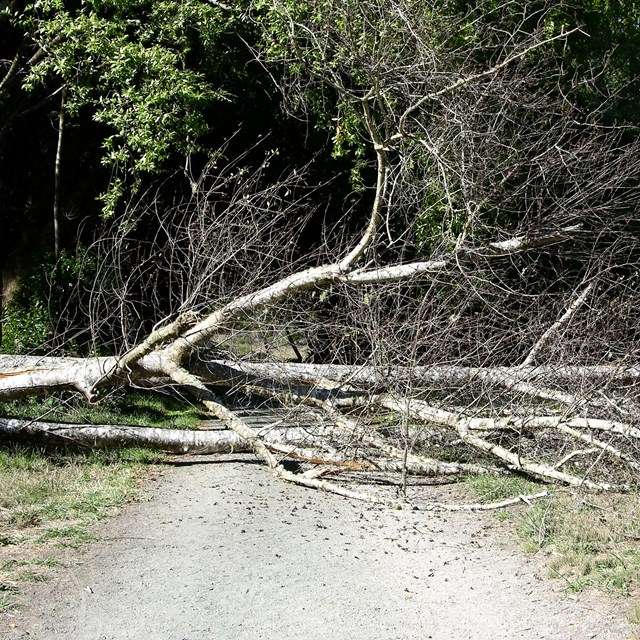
[5,455,633,639]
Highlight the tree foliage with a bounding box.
[255,0,636,256]
[1,0,245,214]
[561,0,640,123]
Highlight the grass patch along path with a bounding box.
[465,472,640,599]
[518,492,640,596]
[0,389,198,612]
[0,445,163,606]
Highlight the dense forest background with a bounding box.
[0,0,348,354]
[1,0,639,360]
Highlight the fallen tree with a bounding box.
[1,0,639,507]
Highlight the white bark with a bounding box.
[0,221,590,405]
[0,418,329,454]
[1,418,497,478]
[465,416,640,440]
[553,422,640,473]
[521,282,594,367]
[53,86,66,259]
[375,396,629,491]
[1,353,639,407]
[1,408,545,510]
[1,2,638,507]
[189,359,640,388]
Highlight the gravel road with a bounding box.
[5,456,632,639]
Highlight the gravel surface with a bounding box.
[4,456,633,639]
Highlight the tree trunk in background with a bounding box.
[53,86,66,260]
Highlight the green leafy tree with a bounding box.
[1,0,242,215]
[255,0,640,257]
[0,0,265,349]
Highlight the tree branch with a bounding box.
[522,282,595,367]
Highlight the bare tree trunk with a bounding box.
[53,86,66,260]
[0,418,329,454]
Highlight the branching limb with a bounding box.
[462,416,640,440]
[164,224,579,362]
[287,391,506,477]
[394,26,580,138]
[0,418,325,454]
[377,396,627,491]
[0,37,27,98]
[160,361,405,502]
[521,282,595,367]
[554,448,599,470]
[336,227,580,284]
[190,359,640,390]
[553,422,640,473]
[337,94,387,271]
[91,312,199,395]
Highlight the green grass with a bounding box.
[517,492,640,596]
[628,602,640,625]
[466,473,542,502]
[0,390,205,430]
[0,390,205,615]
[0,443,162,598]
[15,570,49,582]
[0,445,156,536]
[4,558,60,569]
[0,595,17,612]
[36,526,98,547]
[465,473,640,597]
